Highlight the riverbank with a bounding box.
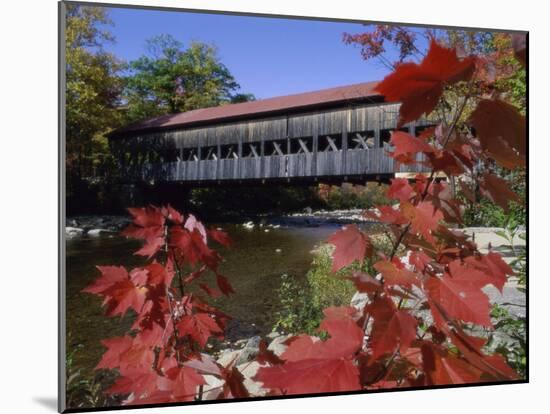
[65,208,380,238]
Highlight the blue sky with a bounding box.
[102,6,423,99]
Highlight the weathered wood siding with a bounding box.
[114,102,432,183]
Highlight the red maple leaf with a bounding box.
[347,271,383,294]
[128,206,165,228]
[464,252,514,293]
[374,259,420,288]
[96,336,133,371]
[161,357,206,401]
[177,313,224,347]
[96,335,154,375]
[421,342,484,385]
[220,366,250,399]
[216,273,235,296]
[328,224,372,272]
[512,34,526,68]
[389,131,434,164]
[480,173,521,213]
[367,297,417,360]
[107,371,164,401]
[256,358,360,395]
[255,307,363,394]
[447,328,518,380]
[184,214,207,242]
[143,262,174,286]
[470,99,526,168]
[365,205,408,225]
[170,227,220,270]
[162,204,184,224]
[387,178,414,202]
[409,250,433,273]
[122,206,166,258]
[103,279,148,317]
[132,283,169,331]
[401,201,444,243]
[82,265,128,295]
[376,39,476,126]
[425,260,492,328]
[82,266,147,317]
[208,227,233,247]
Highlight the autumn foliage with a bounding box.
[255,38,525,393]
[82,37,526,404]
[82,206,246,404]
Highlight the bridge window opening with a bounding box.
[243,142,260,158]
[200,146,218,161]
[220,144,238,159]
[290,137,313,154]
[380,129,392,149]
[319,134,342,152]
[181,148,198,162]
[349,131,375,150]
[265,139,287,156]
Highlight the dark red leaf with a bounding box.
[376,39,476,126]
[480,173,521,213]
[216,273,235,296]
[470,99,526,167]
[368,297,417,359]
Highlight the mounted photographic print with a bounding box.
[58,1,528,412]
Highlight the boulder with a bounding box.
[65,227,84,237]
[236,336,261,365]
[351,291,369,312]
[202,374,224,400]
[266,331,281,341]
[216,349,241,368]
[267,334,291,357]
[237,361,268,396]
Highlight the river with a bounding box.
[66,221,368,376]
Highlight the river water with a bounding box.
[66,222,360,376]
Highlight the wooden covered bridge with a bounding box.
[109,82,431,186]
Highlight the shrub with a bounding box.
[273,236,395,335]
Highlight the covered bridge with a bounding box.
[109,81,432,185]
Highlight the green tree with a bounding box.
[124,35,244,122]
[65,5,123,193]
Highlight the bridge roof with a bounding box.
[111,81,382,138]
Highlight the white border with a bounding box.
[2,0,546,413]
